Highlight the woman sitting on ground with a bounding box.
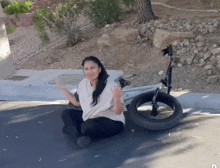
[55,56,126,148]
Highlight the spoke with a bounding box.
[136,102,174,120]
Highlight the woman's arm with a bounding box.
[61,88,81,107]
[112,87,125,115]
[55,78,81,107]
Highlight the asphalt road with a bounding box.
[1,101,220,168]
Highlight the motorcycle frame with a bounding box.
[123,45,174,114]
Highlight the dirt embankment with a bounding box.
[8,0,220,94]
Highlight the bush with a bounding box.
[122,0,135,7]
[1,0,11,9]
[6,25,16,35]
[5,1,32,16]
[34,0,84,46]
[34,7,52,44]
[86,0,125,27]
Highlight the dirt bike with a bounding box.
[116,45,183,131]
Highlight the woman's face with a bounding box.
[83,61,101,83]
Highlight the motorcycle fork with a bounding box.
[151,88,160,116]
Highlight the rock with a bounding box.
[207,70,213,76]
[211,48,220,55]
[217,64,220,70]
[195,35,205,42]
[151,27,156,33]
[186,54,196,65]
[157,24,164,28]
[137,35,142,42]
[154,20,161,27]
[194,49,199,54]
[198,58,206,67]
[203,51,212,60]
[140,26,148,35]
[183,39,190,47]
[158,71,164,76]
[177,48,187,55]
[210,56,217,64]
[207,76,218,84]
[199,58,205,63]
[153,29,195,49]
[172,40,180,46]
[105,24,111,28]
[180,57,188,65]
[197,42,205,47]
[198,47,204,52]
[193,54,202,64]
[203,46,208,52]
[177,63,183,67]
[204,64,214,70]
[112,28,139,43]
[97,34,114,47]
[45,56,53,64]
[142,37,150,43]
[186,24,193,31]
[198,62,206,67]
[208,26,216,33]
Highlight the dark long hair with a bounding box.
[82,56,109,106]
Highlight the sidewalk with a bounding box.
[1,69,220,112]
[0,69,123,101]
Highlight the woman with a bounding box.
[56,56,126,148]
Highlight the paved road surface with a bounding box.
[1,101,220,168]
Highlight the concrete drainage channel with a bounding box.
[4,75,30,81]
[48,74,85,86]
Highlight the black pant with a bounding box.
[61,109,124,139]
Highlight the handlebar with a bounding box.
[161,45,173,94]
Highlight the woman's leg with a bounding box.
[61,109,83,140]
[81,117,124,139]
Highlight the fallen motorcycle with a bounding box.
[118,45,183,130]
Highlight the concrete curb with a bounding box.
[0,69,123,101]
[1,69,220,113]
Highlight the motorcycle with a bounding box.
[117,45,183,131]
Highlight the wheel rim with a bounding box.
[136,100,175,120]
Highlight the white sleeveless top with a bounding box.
[77,78,125,124]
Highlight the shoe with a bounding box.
[62,126,68,134]
[76,136,92,148]
[62,126,80,141]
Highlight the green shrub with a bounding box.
[6,25,16,35]
[34,0,84,46]
[1,0,11,9]
[34,7,52,44]
[86,0,125,27]
[5,1,32,16]
[122,0,135,7]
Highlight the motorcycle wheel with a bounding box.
[128,90,183,130]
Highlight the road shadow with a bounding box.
[1,102,218,168]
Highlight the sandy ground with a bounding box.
[8,0,220,94]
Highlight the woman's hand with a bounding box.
[55,78,66,90]
[112,87,122,100]
[112,87,124,115]
[55,78,80,107]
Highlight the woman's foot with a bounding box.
[76,136,92,148]
[62,126,80,141]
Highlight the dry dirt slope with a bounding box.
[9,0,220,94]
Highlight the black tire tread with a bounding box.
[128,91,183,130]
